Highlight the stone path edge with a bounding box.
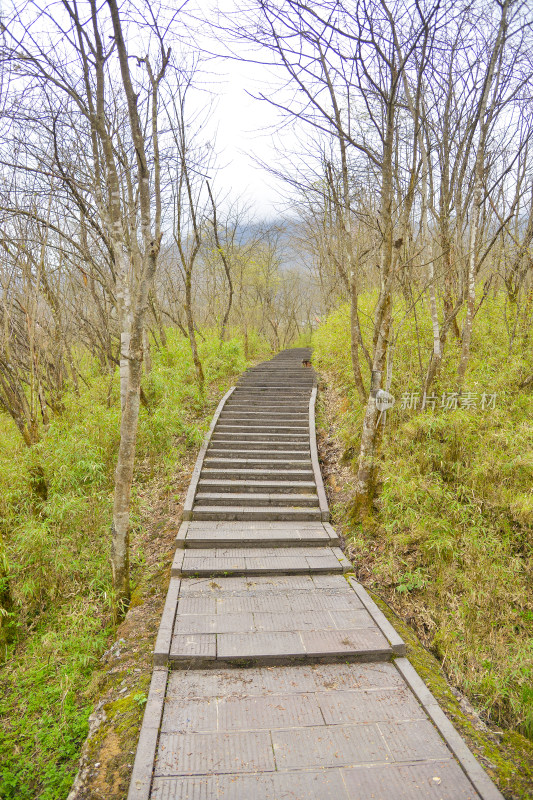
[182,386,235,521]
[346,575,406,656]
[153,577,181,667]
[309,387,329,522]
[394,657,505,800]
[126,667,168,800]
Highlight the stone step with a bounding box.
[167,574,392,666]
[212,432,309,442]
[183,524,337,547]
[226,398,309,404]
[217,421,309,430]
[202,468,315,481]
[197,480,317,494]
[194,493,320,508]
[224,408,309,415]
[209,439,310,450]
[222,403,309,410]
[219,408,309,418]
[232,396,311,403]
[175,546,350,577]
[222,421,309,429]
[230,383,309,387]
[206,446,311,468]
[192,506,323,522]
[229,398,310,402]
[231,384,309,389]
[215,425,309,434]
[206,449,311,461]
[226,398,310,405]
[233,388,311,394]
[237,384,314,389]
[220,414,308,422]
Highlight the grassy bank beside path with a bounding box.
[313,295,533,798]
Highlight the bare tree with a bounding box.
[3,0,173,611]
[228,0,442,511]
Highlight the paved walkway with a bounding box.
[128,349,503,800]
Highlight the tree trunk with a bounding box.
[350,272,367,402]
[207,182,233,342]
[422,157,442,398]
[111,350,140,613]
[457,174,481,388]
[320,52,367,403]
[150,292,167,348]
[457,0,509,387]
[107,0,167,613]
[353,94,395,513]
[352,299,391,516]
[119,329,130,410]
[185,269,204,389]
[143,327,152,374]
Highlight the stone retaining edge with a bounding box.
[153,577,181,666]
[309,387,329,522]
[126,667,168,800]
[346,576,406,655]
[394,657,505,800]
[182,387,236,520]
[175,521,188,547]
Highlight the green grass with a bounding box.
[0,329,269,800]
[313,293,533,741]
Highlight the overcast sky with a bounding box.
[209,60,285,217]
[188,1,298,219]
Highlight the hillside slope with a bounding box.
[313,296,533,798]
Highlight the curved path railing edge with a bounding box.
[181,386,235,521]
[309,386,329,522]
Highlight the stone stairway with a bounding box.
[192,348,322,522]
[127,349,504,800]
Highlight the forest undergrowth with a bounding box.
[313,293,533,795]
[0,329,268,800]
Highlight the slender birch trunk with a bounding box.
[320,49,366,402]
[184,268,205,389]
[353,99,395,512]
[353,300,392,513]
[457,0,510,388]
[350,269,367,402]
[107,0,167,611]
[207,183,233,343]
[421,154,442,399]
